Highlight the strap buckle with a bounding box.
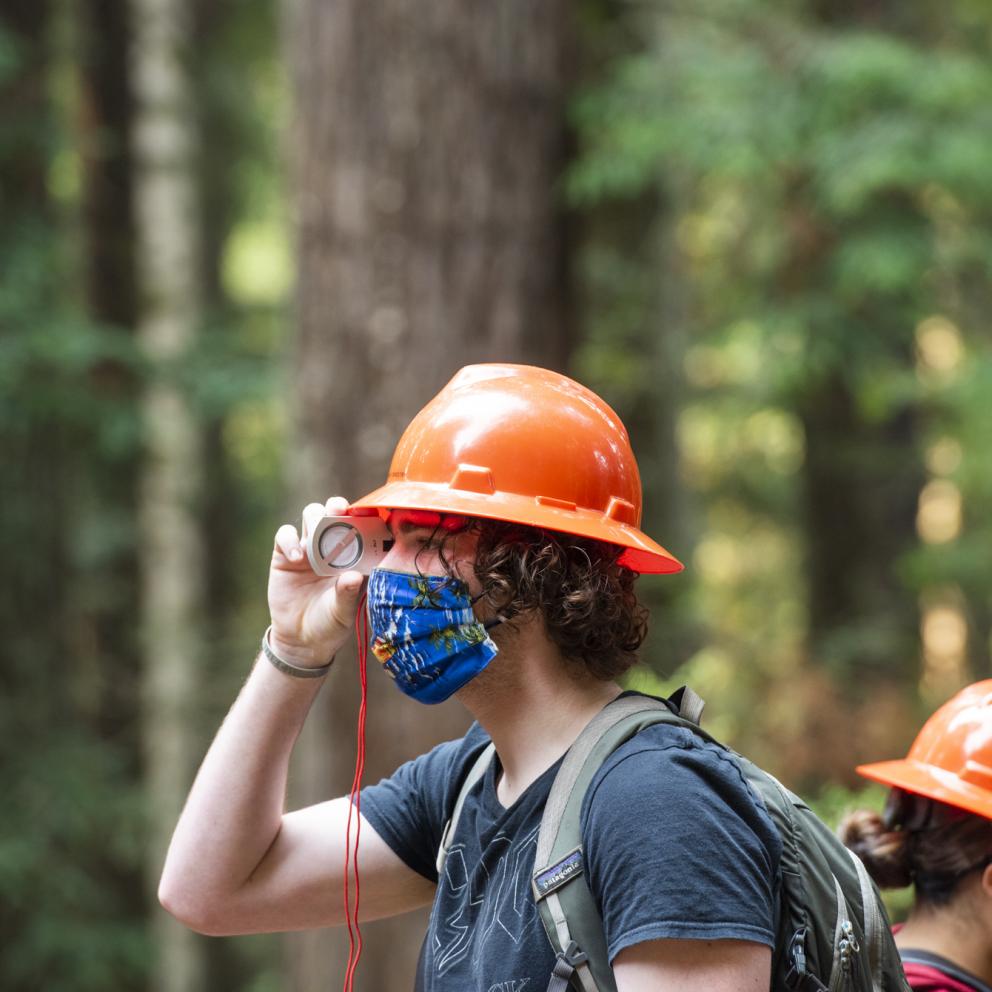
[546,940,589,992]
[552,940,588,977]
[783,927,829,992]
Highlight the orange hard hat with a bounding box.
[350,364,683,574]
[856,680,992,822]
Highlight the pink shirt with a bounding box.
[891,929,992,992]
[901,959,988,992]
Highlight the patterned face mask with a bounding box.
[366,568,499,704]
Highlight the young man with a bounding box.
[159,365,779,991]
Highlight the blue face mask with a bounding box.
[366,568,499,704]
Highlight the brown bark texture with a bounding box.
[284,1,570,988]
[130,0,208,987]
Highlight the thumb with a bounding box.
[330,571,365,626]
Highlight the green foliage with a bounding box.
[0,722,149,989]
[0,2,288,986]
[572,0,992,775]
[0,151,150,986]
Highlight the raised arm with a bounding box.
[157,497,435,936]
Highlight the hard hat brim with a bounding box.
[351,480,684,575]
[855,758,992,822]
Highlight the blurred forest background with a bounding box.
[3,0,992,989]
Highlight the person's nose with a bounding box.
[378,539,420,575]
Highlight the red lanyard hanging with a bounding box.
[342,593,369,992]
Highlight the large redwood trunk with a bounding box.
[283,1,571,987]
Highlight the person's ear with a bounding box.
[981,861,992,900]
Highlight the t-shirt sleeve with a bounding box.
[581,724,781,963]
[359,725,489,884]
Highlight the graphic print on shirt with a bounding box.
[427,821,542,977]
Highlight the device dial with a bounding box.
[318,522,364,569]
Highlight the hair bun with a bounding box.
[838,809,913,889]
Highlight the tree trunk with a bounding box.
[801,8,924,687]
[801,373,921,677]
[0,2,60,661]
[75,0,145,747]
[78,0,137,329]
[71,0,152,956]
[283,1,570,987]
[131,0,208,988]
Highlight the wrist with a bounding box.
[263,627,335,678]
[267,628,335,668]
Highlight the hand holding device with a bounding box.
[267,498,376,669]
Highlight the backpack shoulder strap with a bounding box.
[436,741,496,878]
[846,847,883,992]
[666,685,706,726]
[532,691,713,992]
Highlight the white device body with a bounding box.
[306,514,394,576]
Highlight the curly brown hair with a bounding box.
[419,516,649,681]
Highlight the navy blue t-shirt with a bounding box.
[361,710,781,991]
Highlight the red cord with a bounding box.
[343,593,368,992]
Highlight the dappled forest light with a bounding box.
[570,0,992,794]
[3,0,992,988]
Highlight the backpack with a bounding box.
[436,689,910,992]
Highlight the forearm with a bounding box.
[160,497,365,932]
[158,650,325,928]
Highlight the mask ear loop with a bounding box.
[342,590,369,992]
[469,590,509,631]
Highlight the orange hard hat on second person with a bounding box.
[350,364,683,575]
[856,680,992,821]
